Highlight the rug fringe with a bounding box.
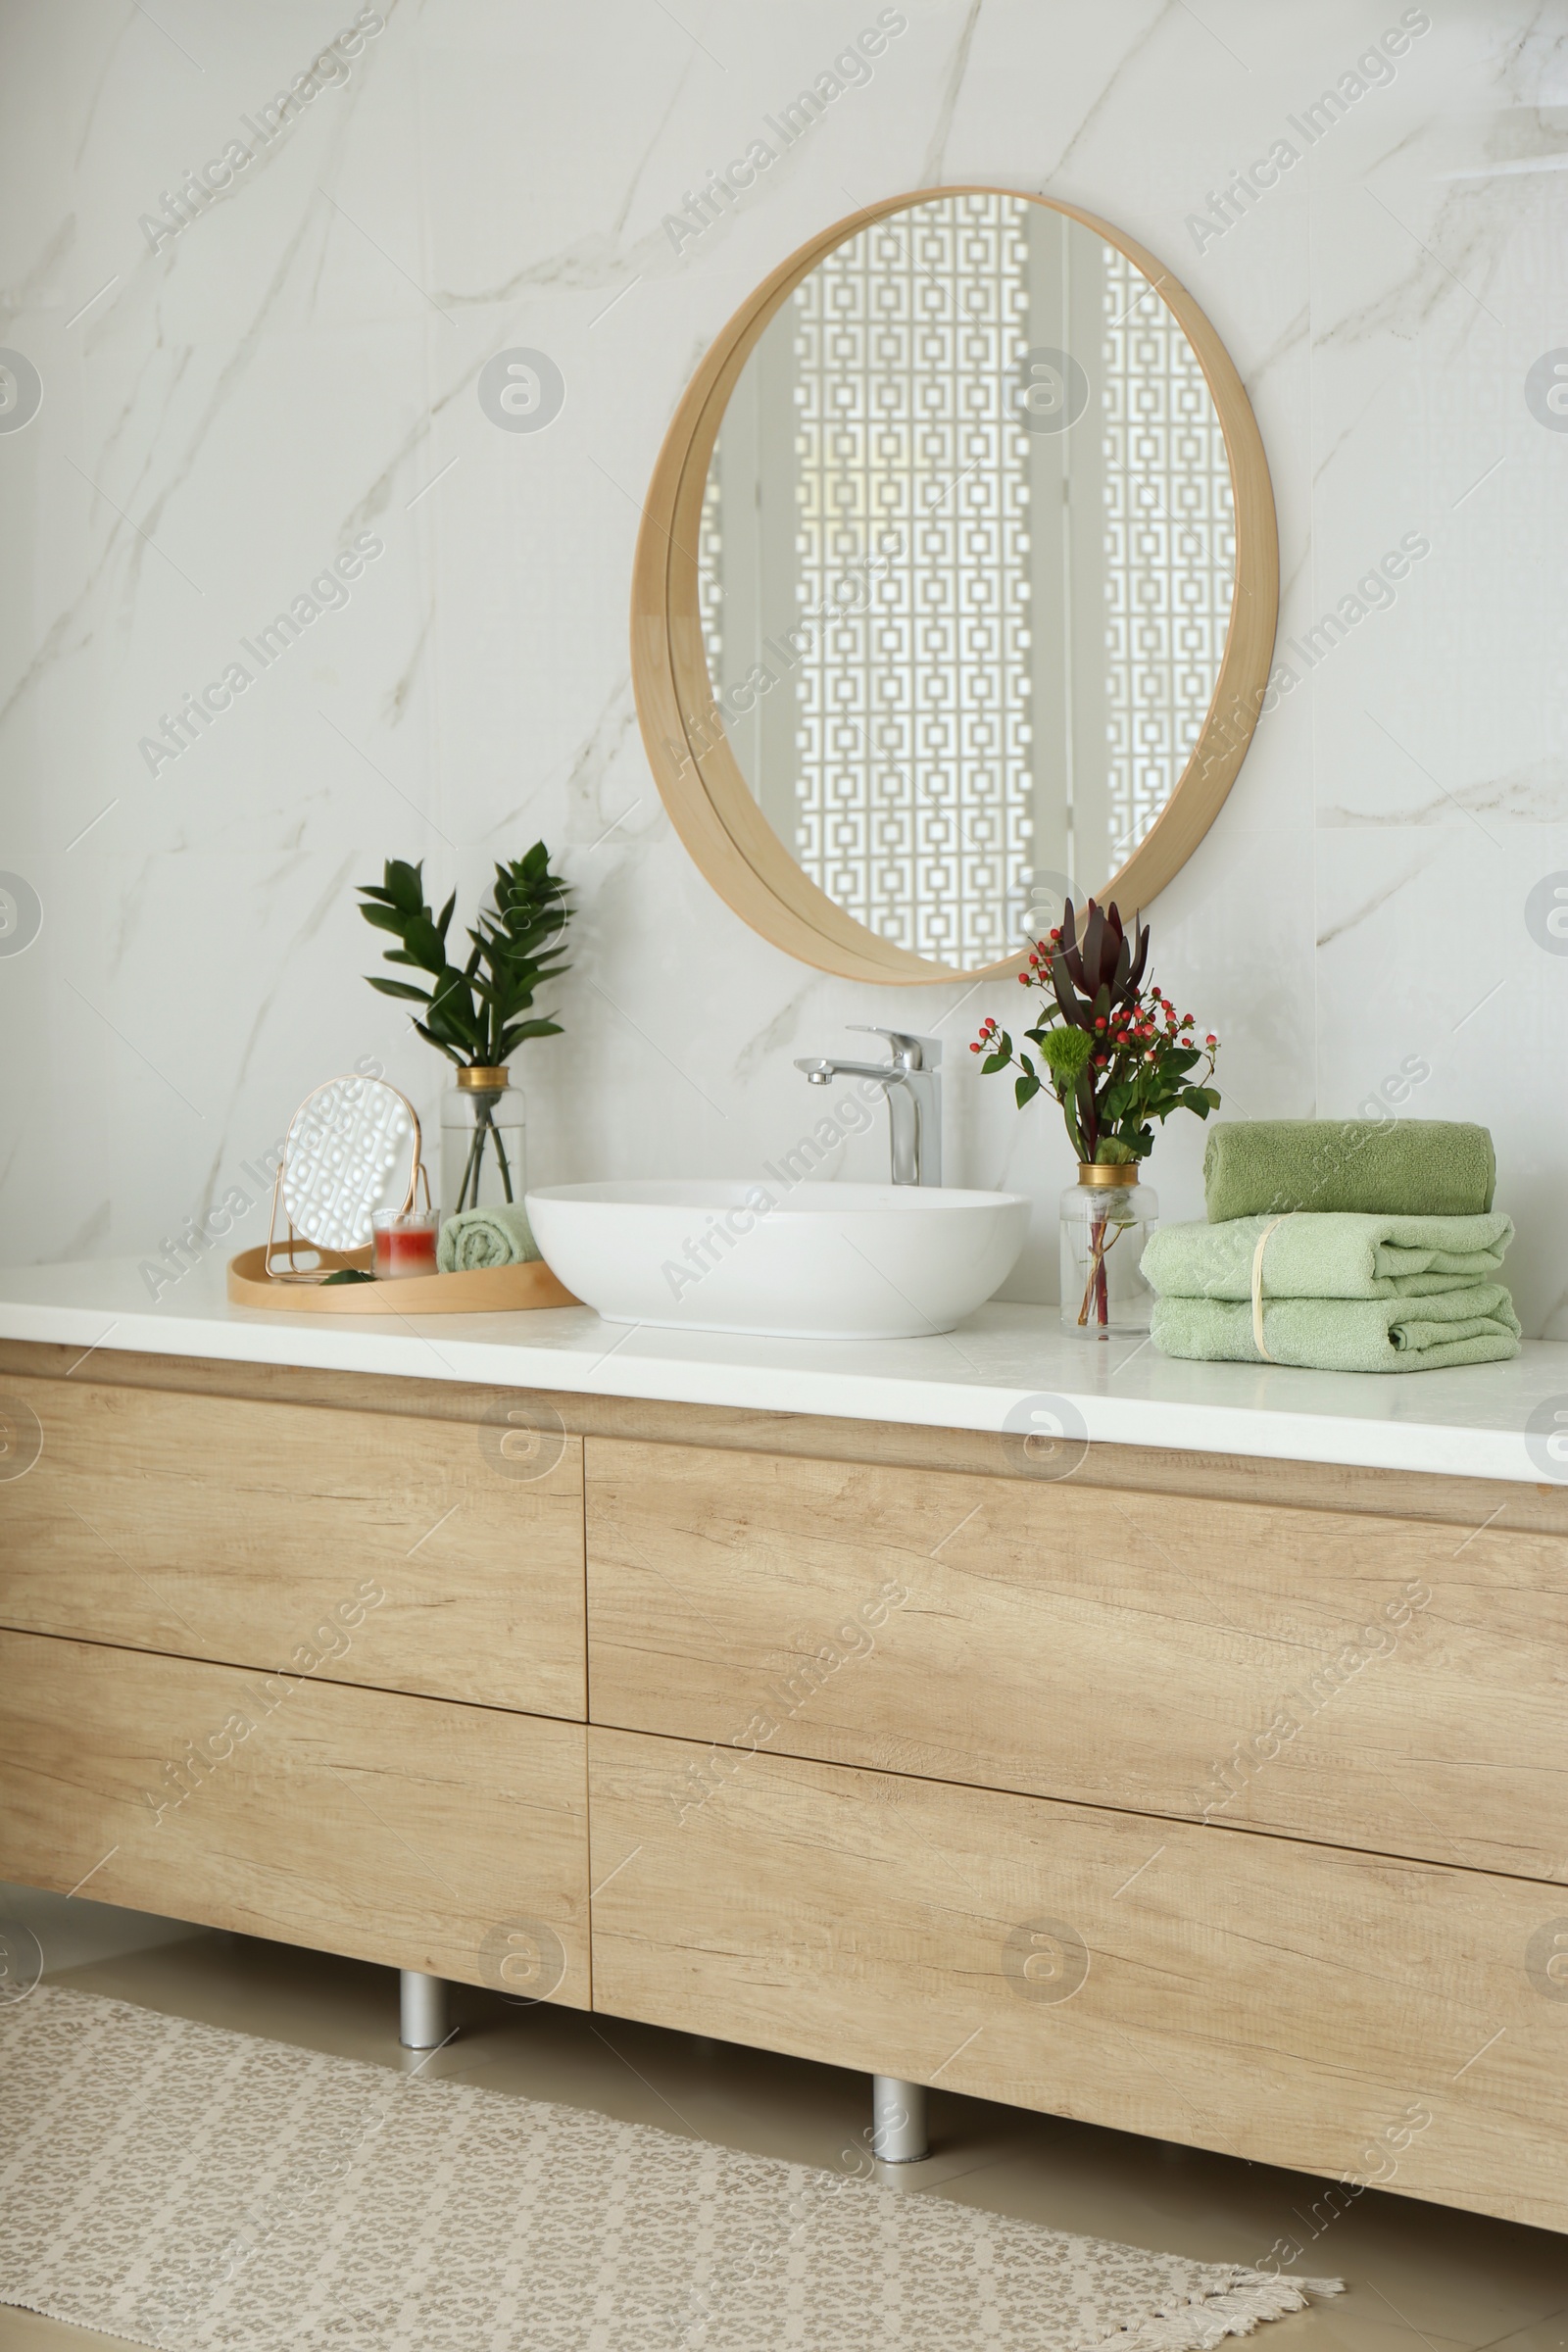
[1089,2269,1345,2352]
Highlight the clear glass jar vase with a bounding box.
[441,1067,525,1218]
[1060,1165,1156,1338]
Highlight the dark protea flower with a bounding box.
[971,898,1217,1175]
[1051,898,1149,1030]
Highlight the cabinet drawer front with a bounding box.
[0,1379,585,1717]
[586,1438,1568,1877]
[588,1725,1568,2232]
[0,1630,588,2000]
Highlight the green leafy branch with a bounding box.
[358,844,572,1070]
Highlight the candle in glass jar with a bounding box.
[371,1210,440,1279]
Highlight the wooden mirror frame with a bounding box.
[630,186,1279,984]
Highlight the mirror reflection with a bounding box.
[698,192,1237,967]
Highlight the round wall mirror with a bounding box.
[632,187,1278,982]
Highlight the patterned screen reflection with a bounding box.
[700,193,1236,967]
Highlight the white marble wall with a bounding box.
[3,0,1567,1325]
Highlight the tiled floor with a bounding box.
[2,1924,1564,2352]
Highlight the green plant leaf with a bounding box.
[382,859,426,912]
[419,981,483,1053]
[1015,1072,1041,1107]
[359,903,412,937]
[366,977,435,1004]
[496,1020,563,1057]
[412,1022,467,1066]
[405,917,450,974]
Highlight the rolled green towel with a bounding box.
[437,1203,541,1272]
[1203,1119,1495,1220]
[1152,1285,1520,1373]
[1143,1211,1514,1301]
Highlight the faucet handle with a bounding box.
[847,1025,943,1069]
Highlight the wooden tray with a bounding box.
[226,1245,579,1315]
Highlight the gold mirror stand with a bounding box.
[263,1079,427,1284]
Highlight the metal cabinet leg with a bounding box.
[399,1969,448,2050]
[871,2074,929,2163]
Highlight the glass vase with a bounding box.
[442,1068,525,1218]
[1059,1165,1156,1338]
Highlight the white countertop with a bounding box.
[2,1254,1566,1486]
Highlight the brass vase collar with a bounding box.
[1077,1160,1140,1186]
[458,1065,511,1090]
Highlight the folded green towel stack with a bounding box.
[1203,1118,1495,1220]
[1144,1125,1519,1373]
[437,1202,541,1272]
[1151,1286,1521,1373]
[1143,1211,1514,1301]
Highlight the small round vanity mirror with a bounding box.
[271,1074,422,1268]
[633,187,1278,981]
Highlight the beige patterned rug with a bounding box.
[0,1987,1340,2350]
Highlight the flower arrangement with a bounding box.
[972,898,1220,1334]
[972,897,1219,1165]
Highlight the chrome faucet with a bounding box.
[794,1027,943,1187]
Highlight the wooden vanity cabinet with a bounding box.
[585,1436,1568,1881]
[0,1629,590,2001]
[0,1354,592,2006]
[0,1373,586,1718]
[588,1726,1567,2227]
[1,1342,1564,2232]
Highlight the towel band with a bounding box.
[1250,1216,1288,1361]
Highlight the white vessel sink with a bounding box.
[525,1180,1030,1340]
